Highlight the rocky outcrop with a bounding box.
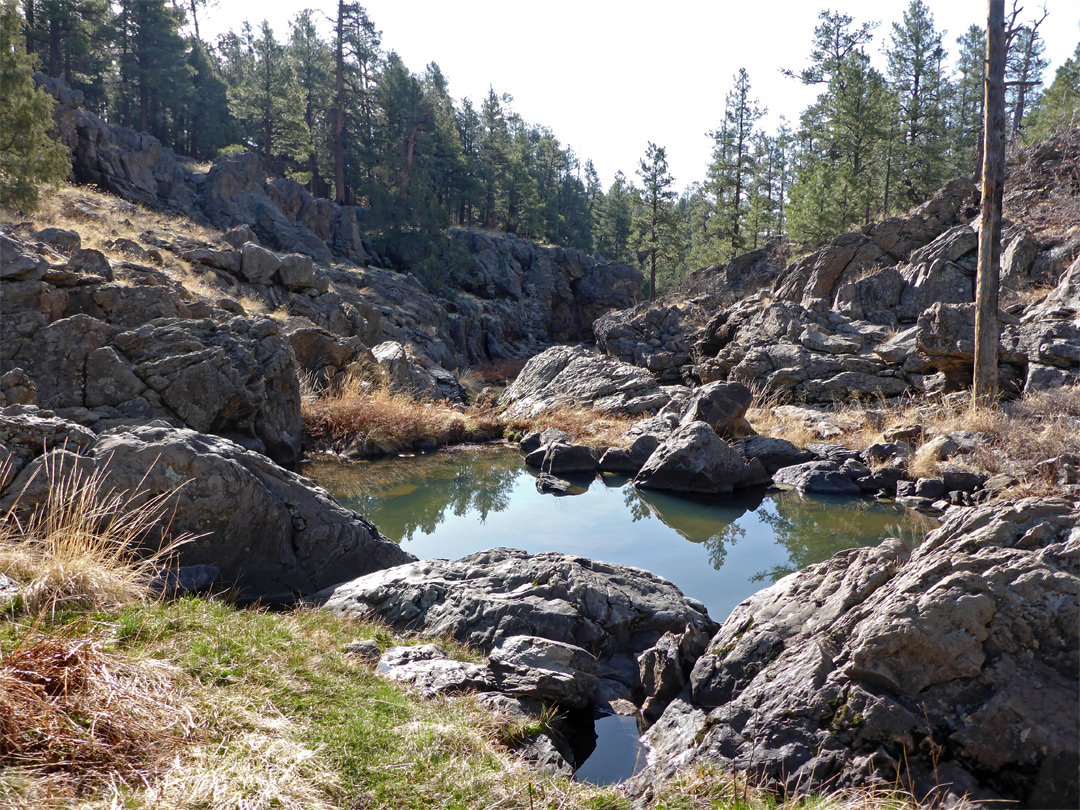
[595,168,1078,402]
[500,344,688,418]
[317,547,717,660]
[594,301,705,384]
[1,231,303,464]
[634,499,1079,809]
[39,77,642,369]
[0,408,413,599]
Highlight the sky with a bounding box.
[199,0,1080,190]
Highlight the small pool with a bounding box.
[306,445,931,624]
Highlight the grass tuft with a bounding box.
[0,456,192,617]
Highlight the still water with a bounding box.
[305,445,930,624]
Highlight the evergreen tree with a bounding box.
[886,0,950,205]
[0,0,70,211]
[114,0,189,143]
[228,20,308,169]
[183,40,235,158]
[950,24,985,178]
[633,142,680,300]
[289,9,333,193]
[1024,38,1080,141]
[22,0,113,113]
[596,170,634,262]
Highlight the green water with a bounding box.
[306,445,932,623]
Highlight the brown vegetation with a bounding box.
[751,385,1080,499]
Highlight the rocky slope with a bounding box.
[38,75,641,371]
[595,149,1080,402]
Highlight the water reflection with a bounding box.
[307,448,520,541]
[306,446,930,621]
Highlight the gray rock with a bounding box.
[0,418,413,599]
[634,422,755,496]
[535,472,584,496]
[772,460,861,496]
[240,243,282,285]
[639,632,685,722]
[489,635,601,708]
[730,436,815,474]
[598,434,660,475]
[33,227,82,255]
[317,547,717,660]
[678,381,754,438]
[541,442,599,475]
[519,428,571,455]
[500,345,671,418]
[376,644,493,696]
[637,499,1080,808]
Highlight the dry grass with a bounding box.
[643,762,968,810]
[302,379,504,458]
[505,405,639,449]
[751,384,1080,499]
[0,626,193,798]
[26,185,217,259]
[0,457,192,617]
[471,358,528,386]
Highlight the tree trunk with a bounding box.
[332,0,346,205]
[973,0,1006,409]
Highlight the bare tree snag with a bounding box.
[974,0,1006,409]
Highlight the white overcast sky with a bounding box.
[200,1,1080,190]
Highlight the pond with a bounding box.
[306,444,932,785]
[306,445,931,626]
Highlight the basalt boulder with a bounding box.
[634,498,1080,809]
[0,410,413,599]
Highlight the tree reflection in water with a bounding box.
[749,491,932,584]
[305,448,521,542]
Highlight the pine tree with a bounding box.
[596,170,634,262]
[183,40,235,158]
[1023,39,1080,142]
[22,0,113,112]
[289,9,333,193]
[633,142,680,300]
[0,0,70,211]
[114,0,189,143]
[886,0,950,205]
[229,20,308,169]
[951,24,985,178]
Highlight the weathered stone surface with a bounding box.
[636,499,1080,808]
[634,422,762,495]
[678,381,754,438]
[371,340,466,403]
[772,460,861,496]
[0,414,413,599]
[489,635,601,708]
[598,434,660,475]
[730,436,815,475]
[317,547,718,659]
[541,442,599,475]
[376,644,493,696]
[500,345,676,418]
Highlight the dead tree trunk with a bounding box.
[973,0,1006,408]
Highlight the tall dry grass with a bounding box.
[0,456,192,617]
[302,374,504,457]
